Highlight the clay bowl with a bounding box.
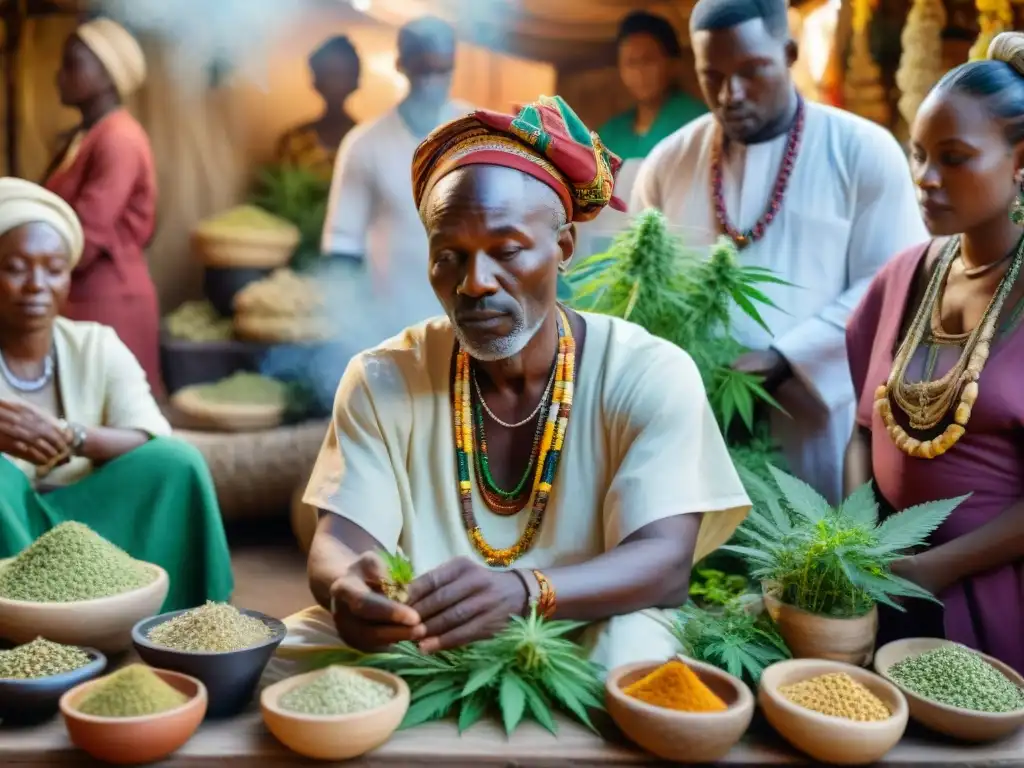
[261,666,409,761]
[763,586,878,666]
[132,608,287,718]
[874,638,1024,742]
[0,647,107,724]
[605,657,754,763]
[59,668,207,765]
[0,561,169,654]
[759,658,908,765]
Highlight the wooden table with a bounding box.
[4,709,1023,767]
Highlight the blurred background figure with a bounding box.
[275,35,361,179]
[320,15,470,340]
[598,11,707,162]
[43,18,162,395]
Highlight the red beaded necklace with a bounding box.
[710,98,806,249]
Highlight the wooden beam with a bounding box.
[1,0,25,176]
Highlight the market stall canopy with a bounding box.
[341,0,692,68]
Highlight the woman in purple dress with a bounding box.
[845,32,1024,674]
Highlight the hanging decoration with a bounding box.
[844,0,890,125]
[969,0,1014,61]
[895,0,947,126]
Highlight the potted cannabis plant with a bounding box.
[723,464,968,665]
[566,209,787,482]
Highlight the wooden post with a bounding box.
[2,1,27,176]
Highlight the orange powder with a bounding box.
[623,660,728,713]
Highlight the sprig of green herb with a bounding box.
[688,569,750,607]
[379,549,414,603]
[305,610,604,735]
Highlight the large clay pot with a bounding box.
[763,586,878,667]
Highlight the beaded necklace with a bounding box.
[710,97,805,249]
[453,308,575,567]
[875,235,1024,459]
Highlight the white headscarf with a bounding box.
[76,18,147,99]
[0,178,85,266]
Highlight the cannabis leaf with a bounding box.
[723,466,969,617]
[303,609,605,736]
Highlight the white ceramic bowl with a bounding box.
[0,560,169,653]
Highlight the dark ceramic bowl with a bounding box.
[0,647,107,724]
[203,265,273,317]
[131,608,286,719]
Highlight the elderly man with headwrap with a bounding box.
[43,17,162,394]
[262,96,750,684]
[0,178,233,612]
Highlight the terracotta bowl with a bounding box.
[133,608,287,718]
[763,587,878,666]
[261,667,409,761]
[59,668,207,765]
[759,658,908,765]
[0,647,107,725]
[605,657,754,763]
[0,561,169,654]
[874,638,1024,742]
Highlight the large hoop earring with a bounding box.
[558,257,573,274]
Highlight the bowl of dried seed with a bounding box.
[0,638,107,724]
[132,602,286,718]
[875,638,1024,742]
[759,658,908,765]
[0,523,169,654]
[60,664,207,764]
[261,665,409,761]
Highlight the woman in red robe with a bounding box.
[44,18,162,394]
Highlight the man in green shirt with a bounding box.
[599,11,708,161]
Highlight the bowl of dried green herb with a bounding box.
[875,638,1024,742]
[132,603,286,718]
[0,523,169,654]
[0,639,107,724]
[261,666,409,760]
[60,665,207,764]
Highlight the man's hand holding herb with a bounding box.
[328,551,427,651]
[407,556,528,653]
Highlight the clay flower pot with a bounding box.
[763,584,878,667]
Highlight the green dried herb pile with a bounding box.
[0,638,91,679]
[147,602,273,652]
[0,522,155,602]
[76,665,189,718]
[280,667,395,716]
[889,646,1024,713]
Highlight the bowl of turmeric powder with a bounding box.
[758,659,908,765]
[605,656,754,763]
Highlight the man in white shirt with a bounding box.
[321,16,470,338]
[631,0,926,504]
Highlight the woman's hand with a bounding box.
[0,399,71,466]
[328,551,426,652]
[891,554,953,598]
[407,556,528,654]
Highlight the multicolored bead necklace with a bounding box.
[453,308,575,567]
[710,97,805,249]
[474,399,546,516]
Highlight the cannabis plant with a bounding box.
[723,464,969,618]
[249,164,331,272]
[662,601,790,688]
[303,610,604,735]
[688,568,750,608]
[566,209,788,479]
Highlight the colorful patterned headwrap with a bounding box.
[412,95,625,224]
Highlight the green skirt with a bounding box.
[0,437,234,612]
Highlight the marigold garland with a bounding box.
[453,308,575,567]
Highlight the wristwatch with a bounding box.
[59,419,87,455]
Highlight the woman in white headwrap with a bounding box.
[0,178,233,612]
[43,18,163,395]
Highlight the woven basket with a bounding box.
[192,227,299,269]
[176,420,328,521]
[170,386,286,433]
